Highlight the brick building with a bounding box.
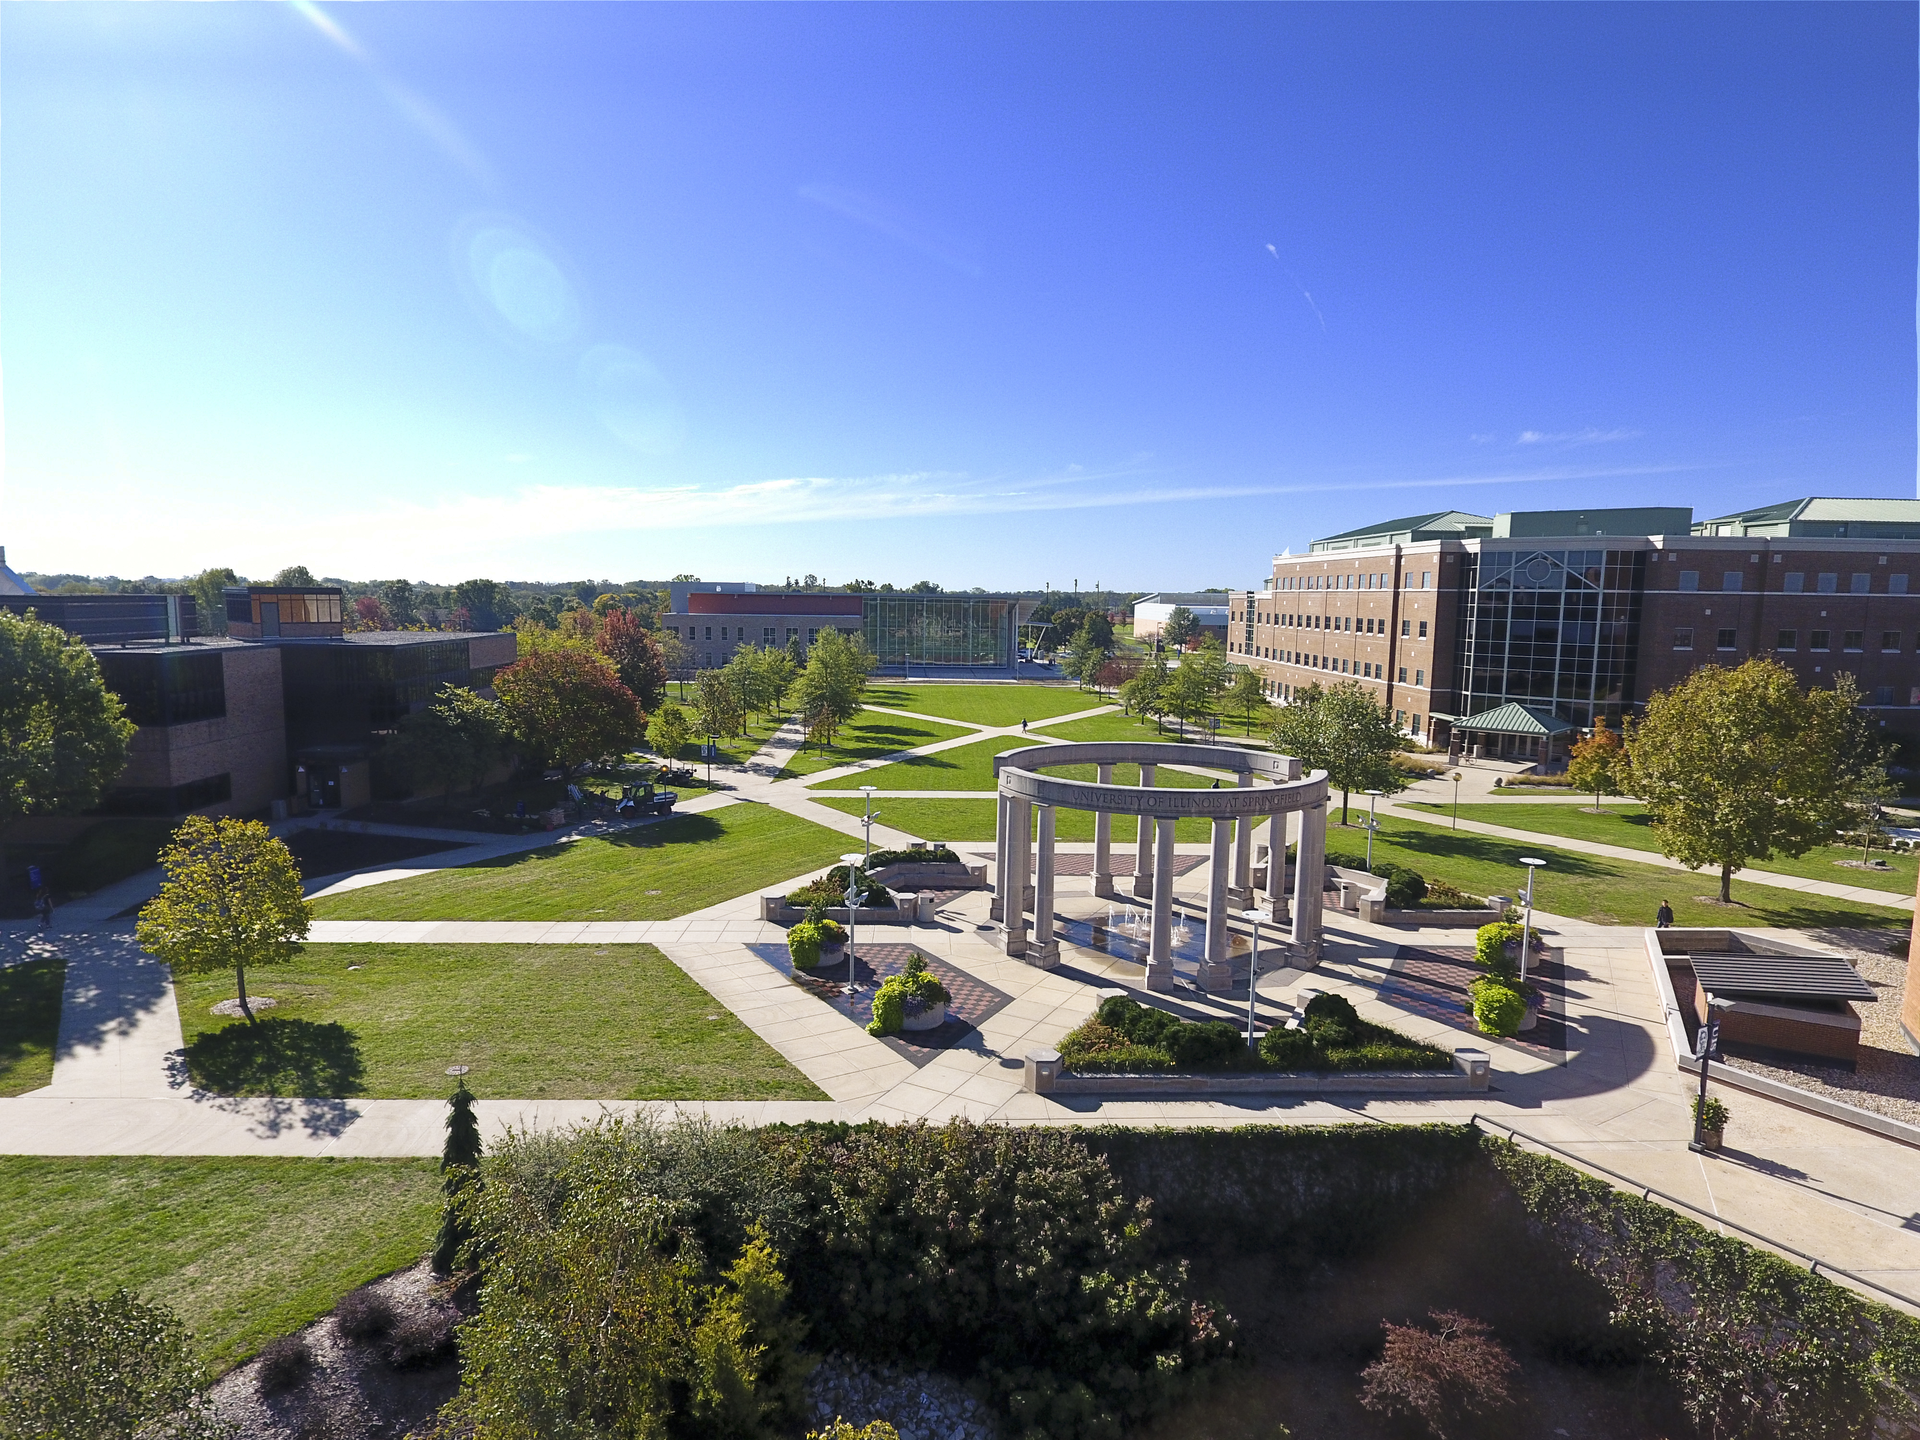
[1230,498,1920,764]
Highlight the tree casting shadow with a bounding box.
[185,1015,366,1098]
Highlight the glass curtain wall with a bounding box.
[862,596,1015,668]
[279,640,474,750]
[1453,548,1646,728]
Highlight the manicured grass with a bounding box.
[864,683,1101,727]
[1403,801,1920,897]
[0,959,64,1096]
[1328,813,1909,930]
[1040,709,1255,746]
[0,1156,440,1371]
[655,711,793,769]
[780,712,975,777]
[813,735,1236,792]
[312,803,849,921]
[815,796,1220,843]
[174,942,827,1100]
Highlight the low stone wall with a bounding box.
[1385,907,1504,927]
[761,894,932,925]
[1022,1047,1490,1097]
[868,860,987,890]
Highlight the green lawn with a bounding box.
[0,959,64,1096]
[1327,813,1909,930]
[863,683,1100,727]
[780,712,975,777]
[1039,709,1258,746]
[813,734,1237,792]
[1403,801,1920,898]
[816,796,1221,843]
[312,803,849,922]
[655,711,793,769]
[0,1156,440,1371]
[174,942,827,1100]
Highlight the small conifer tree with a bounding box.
[431,1079,482,1273]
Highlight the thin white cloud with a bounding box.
[1265,244,1326,332]
[1515,427,1640,446]
[799,184,982,278]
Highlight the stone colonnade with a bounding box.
[990,741,1330,991]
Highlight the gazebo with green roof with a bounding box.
[1439,702,1580,766]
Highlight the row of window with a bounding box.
[1275,571,1433,591]
[1674,627,1912,653]
[1262,649,1428,687]
[1676,570,1911,595]
[1246,612,1432,637]
[1255,674,1428,734]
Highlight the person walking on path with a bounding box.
[34,887,53,930]
[1656,899,1674,929]
[1020,719,1028,733]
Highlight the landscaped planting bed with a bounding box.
[1059,993,1454,1075]
[310,803,851,921]
[172,942,827,1100]
[0,1156,440,1371]
[811,795,1220,842]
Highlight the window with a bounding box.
[1400,619,1410,637]
[763,627,775,643]
[703,626,713,641]
[1810,630,1830,651]
[1395,709,1406,726]
[1673,627,1693,650]
[1874,686,1896,705]
[1414,669,1424,687]
[1892,575,1910,594]
[1417,620,1428,639]
[1776,630,1797,651]
[1884,632,1902,652]
[1716,628,1736,650]
[1723,572,1743,592]
[786,628,798,642]
[1851,573,1871,594]
[1817,573,1838,593]
[1783,572,1805,593]
[1411,714,1422,735]
[1421,572,1431,588]
[1678,571,1699,591]
[808,628,819,642]
[1843,630,1864,652]
[1397,666,1408,682]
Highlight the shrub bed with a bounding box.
[864,845,961,868]
[1058,995,1452,1075]
[787,865,894,910]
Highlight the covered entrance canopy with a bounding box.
[1441,702,1579,765]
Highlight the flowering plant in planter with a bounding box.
[787,903,848,970]
[866,954,952,1036]
[1692,1095,1730,1135]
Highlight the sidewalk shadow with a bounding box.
[47,934,171,1063]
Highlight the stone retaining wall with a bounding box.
[1022,1047,1490,1097]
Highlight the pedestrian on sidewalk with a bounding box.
[34,887,53,931]
[1020,719,1028,732]
[1656,899,1674,929]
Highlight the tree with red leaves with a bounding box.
[494,647,646,775]
[1358,1310,1517,1438]
[595,608,669,712]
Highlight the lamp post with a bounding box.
[1689,994,1733,1152]
[859,785,879,860]
[840,851,866,988]
[1241,908,1271,1052]
[1518,857,1546,983]
[1363,789,1382,871]
[1449,771,1462,829]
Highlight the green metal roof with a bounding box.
[1694,497,1920,538]
[1449,702,1578,736]
[1309,510,1494,551]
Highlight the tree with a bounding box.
[271,564,318,587]
[1096,656,1139,697]
[1358,1310,1517,1439]
[784,631,807,669]
[185,567,240,637]
[1566,717,1625,812]
[788,629,872,749]
[0,611,136,899]
[1161,605,1199,650]
[494,648,647,776]
[386,685,510,800]
[1625,658,1879,903]
[1120,650,1170,726]
[349,596,392,632]
[1162,636,1228,735]
[658,628,695,698]
[725,645,793,717]
[432,1080,482,1274]
[597,609,669,712]
[695,671,745,744]
[452,578,510,632]
[1268,680,1406,823]
[1068,637,1112,692]
[1074,612,1115,651]
[380,578,420,628]
[0,1290,231,1440]
[1225,666,1271,735]
[648,701,692,759]
[136,817,312,1023]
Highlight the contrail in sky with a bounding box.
[1266,243,1326,332]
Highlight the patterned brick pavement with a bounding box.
[745,941,1013,1066]
[1377,945,1566,1055]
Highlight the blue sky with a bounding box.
[3,3,1913,590]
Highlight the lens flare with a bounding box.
[579,344,686,455]
[460,221,581,347]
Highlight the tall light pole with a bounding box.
[840,851,866,988]
[1449,771,1462,829]
[1241,908,1271,1052]
[859,785,879,860]
[1363,789,1382,870]
[1518,857,1546,982]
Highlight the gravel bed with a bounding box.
[805,1355,999,1440]
[1720,928,1920,1127]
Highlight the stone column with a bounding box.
[1266,809,1291,924]
[1131,763,1158,898]
[1199,816,1233,991]
[1146,815,1177,991]
[1291,801,1325,963]
[1230,772,1254,906]
[991,790,1010,923]
[1030,804,1059,965]
[1003,797,1032,957]
[1091,763,1115,898]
